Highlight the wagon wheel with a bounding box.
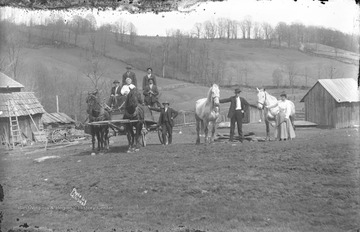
[51,129,69,144]
[157,127,164,144]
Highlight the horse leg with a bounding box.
[204,119,209,144]
[195,116,201,145]
[210,121,216,143]
[96,129,101,151]
[105,126,109,150]
[265,119,271,141]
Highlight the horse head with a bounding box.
[125,88,139,115]
[256,87,266,110]
[210,84,220,112]
[86,91,102,116]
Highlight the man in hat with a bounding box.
[219,88,249,142]
[122,66,137,87]
[108,80,121,108]
[142,67,157,90]
[158,101,178,145]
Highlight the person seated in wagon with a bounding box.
[143,79,161,108]
[121,77,136,96]
[108,79,121,108]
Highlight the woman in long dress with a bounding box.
[267,93,295,141]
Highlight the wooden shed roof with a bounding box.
[41,112,75,125]
[0,92,45,118]
[0,72,24,89]
[300,78,360,103]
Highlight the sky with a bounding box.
[0,0,359,36]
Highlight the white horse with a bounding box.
[256,88,295,140]
[195,84,220,144]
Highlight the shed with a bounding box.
[219,104,263,124]
[300,78,360,128]
[41,112,76,129]
[0,72,46,146]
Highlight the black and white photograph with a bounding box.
[0,0,359,231]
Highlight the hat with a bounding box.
[234,88,241,93]
[280,92,287,97]
[162,101,170,105]
[126,66,132,69]
[113,80,120,84]
[125,77,132,82]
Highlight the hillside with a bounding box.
[4,26,359,120]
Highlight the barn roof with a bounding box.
[300,78,360,103]
[41,112,75,125]
[0,72,24,89]
[0,92,45,118]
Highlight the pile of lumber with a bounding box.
[215,132,266,142]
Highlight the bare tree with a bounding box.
[113,18,128,44]
[203,20,217,41]
[88,34,96,53]
[272,68,283,88]
[217,18,227,39]
[275,22,288,47]
[70,15,82,46]
[192,22,202,38]
[239,20,246,39]
[85,13,97,32]
[84,53,106,89]
[261,22,274,47]
[230,20,239,39]
[128,22,137,45]
[244,16,253,39]
[6,32,22,79]
[285,61,297,93]
[253,22,261,39]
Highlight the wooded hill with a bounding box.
[0,18,358,121]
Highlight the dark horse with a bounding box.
[86,91,111,151]
[123,88,145,152]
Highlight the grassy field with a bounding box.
[1,124,359,232]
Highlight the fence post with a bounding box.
[183,112,186,125]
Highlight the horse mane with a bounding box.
[125,89,138,113]
[206,84,220,104]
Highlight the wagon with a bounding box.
[86,106,163,146]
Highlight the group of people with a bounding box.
[108,66,295,145]
[214,88,295,143]
[108,66,179,145]
[109,66,161,108]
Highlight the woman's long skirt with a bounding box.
[274,111,296,140]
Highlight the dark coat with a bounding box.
[110,85,121,96]
[158,107,178,127]
[143,84,159,97]
[122,71,137,87]
[142,74,157,90]
[219,96,249,119]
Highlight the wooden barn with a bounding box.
[300,78,360,128]
[243,104,263,124]
[0,72,45,147]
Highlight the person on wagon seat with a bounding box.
[122,66,137,87]
[142,67,157,90]
[143,79,161,108]
[158,101,178,145]
[121,77,136,96]
[108,80,121,108]
[219,88,249,143]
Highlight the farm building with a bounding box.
[41,112,76,129]
[0,72,45,146]
[300,78,360,128]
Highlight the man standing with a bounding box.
[122,66,137,87]
[143,79,161,107]
[220,88,249,142]
[158,101,178,145]
[108,80,121,108]
[142,67,157,90]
